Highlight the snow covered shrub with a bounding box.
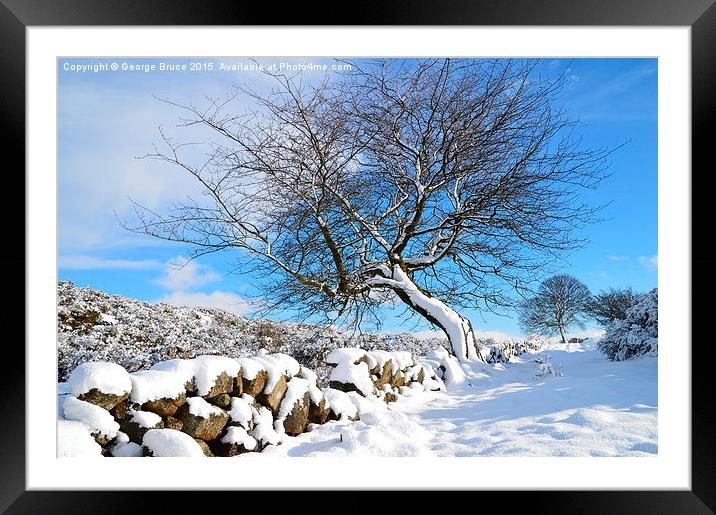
[476,337,496,350]
[507,340,525,357]
[598,288,658,361]
[524,335,546,352]
[486,345,510,364]
[57,281,448,384]
[254,321,289,354]
[534,354,563,378]
[500,339,532,359]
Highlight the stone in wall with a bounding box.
[176,402,229,441]
[373,361,393,388]
[120,413,165,444]
[206,393,231,409]
[242,370,269,397]
[194,438,214,457]
[203,372,234,399]
[142,394,187,418]
[282,391,311,436]
[78,389,128,411]
[256,375,288,415]
[164,416,183,431]
[308,397,331,425]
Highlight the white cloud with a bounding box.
[58,62,319,254]
[606,255,629,262]
[156,290,253,315]
[602,63,657,96]
[59,83,204,253]
[639,255,658,272]
[152,255,254,314]
[59,255,163,270]
[154,256,221,290]
[58,70,265,254]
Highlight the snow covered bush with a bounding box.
[486,345,510,364]
[57,281,448,384]
[598,288,658,361]
[523,336,546,353]
[534,354,563,378]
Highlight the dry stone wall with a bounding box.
[59,348,445,457]
[484,339,544,364]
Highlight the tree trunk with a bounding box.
[559,325,567,344]
[369,265,485,362]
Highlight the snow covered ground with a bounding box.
[254,340,657,457]
[57,334,657,458]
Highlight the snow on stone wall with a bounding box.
[326,347,446,400]
[484,338,543,364]
[58,349,443,457]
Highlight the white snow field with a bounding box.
[257,340,657,457]
[57,339,656,457]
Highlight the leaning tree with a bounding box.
[518,274,592,343]
[127,59,610,362]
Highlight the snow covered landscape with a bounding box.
[56,57,659,460]
[57,282,657,458]
[258,341,657,457]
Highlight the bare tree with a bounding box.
[518,274,592,343]
[586,287,639,326]
[125,58,611,362]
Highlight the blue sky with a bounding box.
[58,57,657,338]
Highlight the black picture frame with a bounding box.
[2,1,714,512]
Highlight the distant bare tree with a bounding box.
[518,274,592,343]
[586,287,639,326]
[125,58,611,362]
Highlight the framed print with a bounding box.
[3,0,715,512]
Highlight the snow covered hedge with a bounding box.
[598,288,658,361]
[58,348,445,457]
